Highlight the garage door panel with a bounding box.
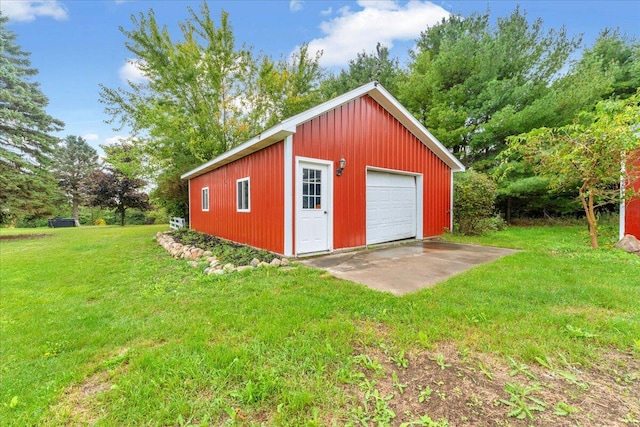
[367,171,416,245]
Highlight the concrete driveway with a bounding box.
[300,240,517,296]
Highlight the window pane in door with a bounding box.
[302,168,322,210]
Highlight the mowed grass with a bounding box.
[0,224,638,425]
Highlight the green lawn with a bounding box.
[0,225,638,425]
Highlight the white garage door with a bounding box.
[366,171,417,245]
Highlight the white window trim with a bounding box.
[201,187,209,212]
[236,177,250,212]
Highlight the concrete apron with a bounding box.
[300,240,518,296]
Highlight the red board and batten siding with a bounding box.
[189,142,285,254]
[626,156,640,238]
[293,95,451,252]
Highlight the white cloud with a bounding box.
[290,0,303,12]
[320,7,333,16]
[2,0,68,22]
[119,59,148,84]
[104,135,130,146]
[303,0,450,67]
[82,133,99,141]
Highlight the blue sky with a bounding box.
[3,0,639,154]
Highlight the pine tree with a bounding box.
[52,136,99,223]
[0,13,64,222]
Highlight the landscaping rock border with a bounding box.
[156,231,291,274]
[615,234,640,256]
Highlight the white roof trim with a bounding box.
[181,82,465,180]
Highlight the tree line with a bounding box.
[2,4,639,244]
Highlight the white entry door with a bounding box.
[297,161,330,254]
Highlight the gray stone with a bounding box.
[615,234,640,254]
[223,263,235,273]
[258,261,270,268]
[236,265,254,272]
[212,269,225,275]
[209,260,220,268]
[207,256,217,262]
[203,267,211,274]
[250,258,261,267]
[280,258,290,266]
[203,251,213,257]
[270,258,282,267]
[187,261,199,268]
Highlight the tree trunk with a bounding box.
[506,197,512,223]
[120,207,126,226]
[72,199,80,226]
[578,185,598,249]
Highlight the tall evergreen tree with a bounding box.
[0,13,64,222]
[52,136,99,224]
[320,44,404,98]
[579,29,640,100]
[399,8,580,167]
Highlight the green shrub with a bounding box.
[125,210,148,225]
[477,214,507,233]
[16,216,49,228]
[454,170,499,235]
[146,208,170,225]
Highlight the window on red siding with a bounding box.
[201,187,209,211]
[237,177,250,212]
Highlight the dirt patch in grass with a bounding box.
[47,348,132,426]
[0,233,52,241]
[48,370,113,426]
[345,342,640,426]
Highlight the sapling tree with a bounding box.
[508,93,640,248]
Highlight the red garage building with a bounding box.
[621,156,640,239]
[181,83,465,256]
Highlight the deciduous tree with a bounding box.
[100,2,323,216]
[508,93,640,248]
[90,142,151,226]
[90,168,151,226]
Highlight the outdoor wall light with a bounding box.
[336,157,346,176]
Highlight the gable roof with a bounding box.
[181,82,465,180]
